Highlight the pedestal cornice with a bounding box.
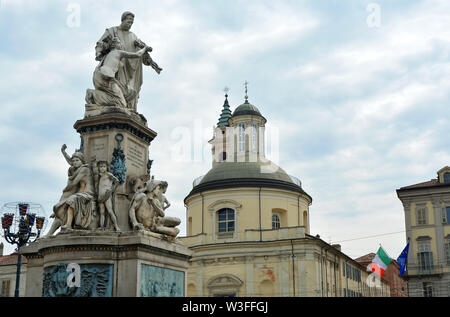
[74,112,157,145]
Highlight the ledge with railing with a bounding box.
[179,226,306,247]
[192,174,302,188]
[405,264,446,277]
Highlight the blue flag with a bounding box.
[396,243,409,277]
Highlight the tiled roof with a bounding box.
[354,253,375,264]
[0,252,28,266]
[399,179,441,190]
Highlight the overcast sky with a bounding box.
[1,0,449,261]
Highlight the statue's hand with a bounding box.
[50,213,55,219]
[61,144,67,152]
[133,223,145,231]
[146,46,153,52]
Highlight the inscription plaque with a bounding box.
[89,136,108,161]
[127,139,146,170]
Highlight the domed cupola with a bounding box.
[230,83,266,124]
[186,84,311,202]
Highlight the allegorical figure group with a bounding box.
[46,145,180,238]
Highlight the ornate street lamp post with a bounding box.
[1,202,46,297]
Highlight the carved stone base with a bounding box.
[73,112,157,231]
[21,230,192,297]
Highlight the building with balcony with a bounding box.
[179,93,390,297]
[397,167,450,297]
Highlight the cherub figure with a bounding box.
[95,161,121,231]
[86,37,152,108]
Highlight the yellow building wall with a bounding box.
[183,186,388,297]
[185,187,310,238]
[182,238,390,297]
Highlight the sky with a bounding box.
[1,0,449,261]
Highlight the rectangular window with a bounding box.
[417,241,433,273]
[445,240,450,265]
[417,207,427,225]
[444,173,450,184]
[218,209,235,233]
[343,263,346,277]
[423,282,433,297]
[1,280,10,297]
[343,288,346,297]
[238,123,245,152]
[272,213,280,229]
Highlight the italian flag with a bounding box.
[371,246,392,278]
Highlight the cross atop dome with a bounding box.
[244,80,249,103]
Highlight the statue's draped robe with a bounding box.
[95,27,151,111]
[53,165,95,229]
[92,61,127,108]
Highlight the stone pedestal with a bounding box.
[74,110,157,231]
[21,230,192,297]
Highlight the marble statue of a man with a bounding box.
[86,37,152,108]
[93,11,162,111]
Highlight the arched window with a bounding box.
[238,123,246,152]
[218,208,235,233]
[272,213,280,229]
[251,123,258,153]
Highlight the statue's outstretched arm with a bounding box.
[120,46,151,59]
[61,144,72,166]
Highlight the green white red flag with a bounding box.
[371,246,392,278]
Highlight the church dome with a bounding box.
[186,161,311,200]
[231,101,266,121]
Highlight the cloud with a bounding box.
[0,1,448,262]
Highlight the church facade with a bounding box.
[179,94,390,297]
